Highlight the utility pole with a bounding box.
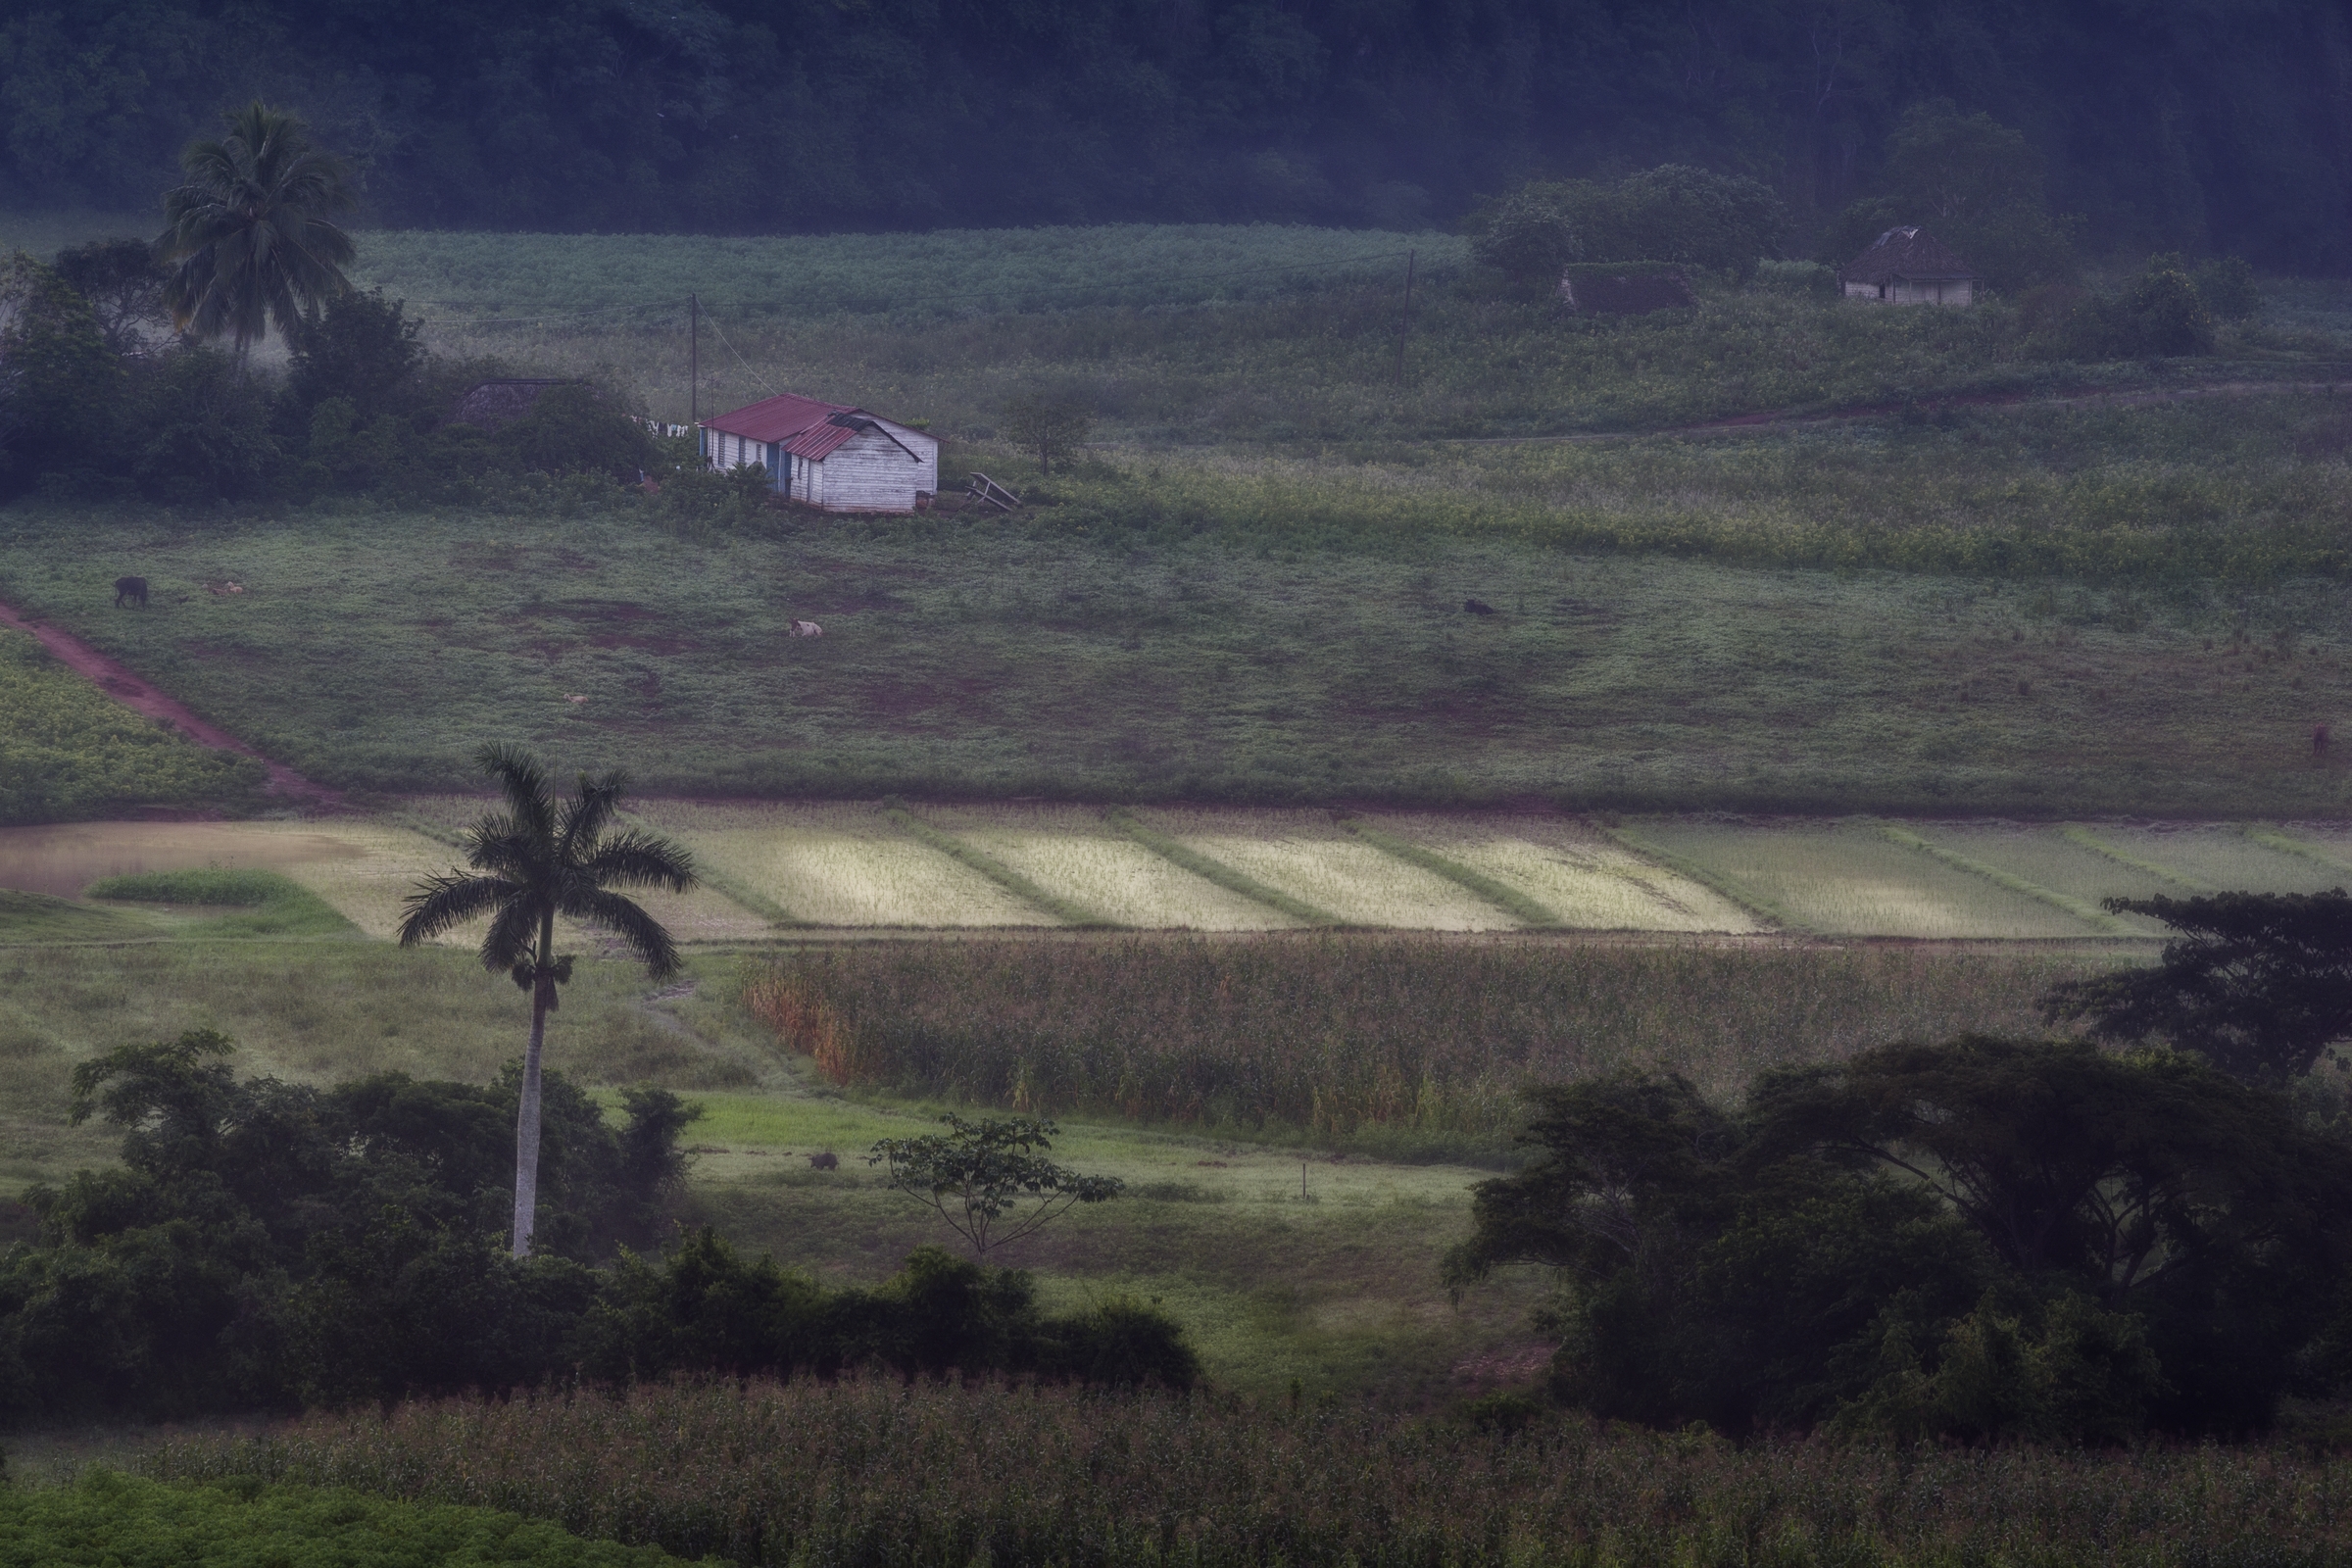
[1395,249,1416,389]
[689,292,700,444]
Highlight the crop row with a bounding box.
[8,807,2349,941]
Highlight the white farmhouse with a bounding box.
[700,392,940,513]
[1839,226,1979,306]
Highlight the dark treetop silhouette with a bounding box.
[398,744,695,1257]
[155,101,357,363]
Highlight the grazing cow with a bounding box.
[113,575,148,609]
[2317,724,2332,760]
[790,619,824,639]
[1463,598,1495,616]
[808,1151,839,1170]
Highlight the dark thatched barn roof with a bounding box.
[1840,226,1977,285]
[1557,267,1697,316]
[452,378,579,429]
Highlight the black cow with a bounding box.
[1463,597,1495,615]
[113,576,148,609]
[808,1151,840,1170]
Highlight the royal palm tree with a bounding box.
[398,745,696,1257]
[155,101,357,363]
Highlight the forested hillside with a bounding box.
[1,1,2346,266]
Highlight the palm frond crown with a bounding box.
[155,101,356,357]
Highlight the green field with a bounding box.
[7,507,2352,814]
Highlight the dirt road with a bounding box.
[0,598,341,808]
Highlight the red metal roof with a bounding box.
[703,392,928,462]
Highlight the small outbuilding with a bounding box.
[1839,226,1978,306]
[452,378,580,428]
[700,392,940,514]
[1557,264,1697,316]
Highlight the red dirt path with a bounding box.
[0,598,342,808]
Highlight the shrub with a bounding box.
[128,345,280,501]
[2194,255,2263,320]
[1468,189,1583,286]
[1448,1038,2352,1439]
[0,1470,688,1566]
[581,1233,1197,1390]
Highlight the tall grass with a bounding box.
[150,1378,2352,1567]
[743,938,2093,1143]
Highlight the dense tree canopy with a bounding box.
[0,1,2344,268]
[1447,1039,2352,1440]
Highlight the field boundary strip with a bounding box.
[1340,818,1559,927]
[1599,824,1795,931]
[2059,826,2213,891]
[1877,824,2125,934]
[1102,809,1341,926]
[614,809,801,928]
[885,807,1106,926]
[2240,825,2352,880]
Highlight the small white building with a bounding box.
[1840,226,1978,306]
[700,392,940,513]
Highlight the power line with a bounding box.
[700,307,781,400]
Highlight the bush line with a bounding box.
[1876,823,2125,934]
[1102,808,1340,925]
[2059,825,2212,890]
[1599,823,1796,931]
[1341,818,1559,927]
[885,806,1113,926]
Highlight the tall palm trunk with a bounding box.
[512,906,558,1258]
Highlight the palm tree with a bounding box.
[398,745,696,1258]
[155,101,357,364]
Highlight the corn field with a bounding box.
[149,1377,2352,1567]
[744,938,2090,1139]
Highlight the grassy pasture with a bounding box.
[9,512,2352,814]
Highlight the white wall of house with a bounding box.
[1843,278,1974,306]
[807,422,939,513]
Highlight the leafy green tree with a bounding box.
[397,745,696,1258]
[2120,257,2217,355]
[156,102,357,364]
[281,288,426,430]
[2044,892,2352,1083]
[51,238,170,357]
[1600,165,1787,282]
[0,252,125,480]
[2192,256,2262,320]
[869,1113,1123,1257]
[499,381,657,480]
[1470,187,1583,285]
[1001,395,1093,476]
[130,345,281,501]
[1828,101,2078,290]
[1448,1040,2352,1438]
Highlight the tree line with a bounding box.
[1450,892,2352,1443]
[0,2,2346,269]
